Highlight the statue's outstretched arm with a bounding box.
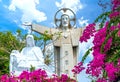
[32,24,51,34]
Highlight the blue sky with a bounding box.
[0,0,102,33]
[0,0,103,82]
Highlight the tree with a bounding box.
[0,30,25,75]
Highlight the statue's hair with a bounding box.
[59,14,72,29]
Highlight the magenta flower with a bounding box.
[96,78,107,82]
[0,74,9,82]
[112,0,120,11]
[86,53,105,77]
[109,11,120,19]
[80,23,96,42]
[60,74,68,81]
[18,71,29,81]
[104,37,112,52]
[72,62,85,75]
[105,62,118,81]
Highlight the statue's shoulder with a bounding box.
[50,28,59,34]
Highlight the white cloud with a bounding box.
[55,0,83,14]
[78,17,89,27]
[8,0,47,23]
[79,36,94,61]
[78,37,94,82]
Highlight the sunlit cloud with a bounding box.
[55,0,83,14]
[78,17,89,27]
[78,37,94,82]
[8,0,47,24]
[79,36,94,61]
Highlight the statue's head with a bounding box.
[54,8,76,30]
[61,14,70,27]
[60,14,71,30]
[26,34,35,47]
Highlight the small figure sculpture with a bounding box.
[10,34,49,76]
[19,34,44,68]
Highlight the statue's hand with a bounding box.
[22,22,32,26]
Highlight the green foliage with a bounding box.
[105,29,120,63]
[44,52,53,66]
[0,30,26,75]
[94,5,120,64]
[40,31,53,41]
[30,65,35,72]
[81,48,92,63]
[0,51,9,75]
[0,30,25,53]
[94,11,111,28]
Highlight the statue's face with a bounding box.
[26,35,34,47]
[61,15,70,27]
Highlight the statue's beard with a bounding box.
[62,22,68,27]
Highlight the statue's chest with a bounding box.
[23,48,37,59]
[53,31,72,46]
[62,31,70,38]
[60,32,71,43]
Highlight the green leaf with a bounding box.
[82,48,92,62]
